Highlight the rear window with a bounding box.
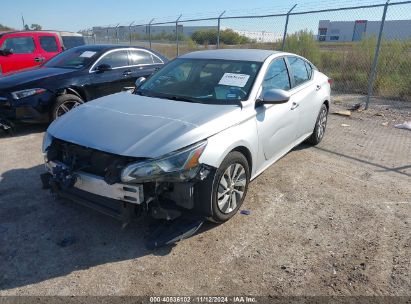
[61,36,85,49]
[1,36,35,54]
[39,36,59,52]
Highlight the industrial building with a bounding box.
[318,19,411,42]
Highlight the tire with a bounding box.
[210,151,250,223]
[306,103,328,145]
[51,94,84,121]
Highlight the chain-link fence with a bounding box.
[82,0,411,105]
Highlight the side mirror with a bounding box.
[0,49,13,56]
[135,77,146,89]
[257,89,290,105]
[95,63,112,73]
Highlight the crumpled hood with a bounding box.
[48,92,245,158]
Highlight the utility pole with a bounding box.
[21,14,26,30]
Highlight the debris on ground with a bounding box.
[240,210,251,215]
[374,113,385,117]
[332,110,352,117]
[382,122,389,127]
[347,103,362,111]
[341,124,350,127]
[394,121,411,131]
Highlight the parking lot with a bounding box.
[0,95,410,296]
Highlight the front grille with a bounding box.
[48,139,145,184]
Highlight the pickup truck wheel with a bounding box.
[51,94,84,121]
[306,103,328,145]
[210,151,250,223]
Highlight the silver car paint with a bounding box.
[46,51,330,180]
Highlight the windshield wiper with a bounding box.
[164,95,198,103]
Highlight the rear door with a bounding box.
[86,49,131,99]
[0,33,38,73]
[126,49,164,86]
[286,56,319,140]
[38,33,62,63]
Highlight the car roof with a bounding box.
[180,49,281,62]
[0,30,81,39]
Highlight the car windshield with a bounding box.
[44,47,100,69]
[137,58,262,104]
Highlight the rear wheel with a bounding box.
[51,94,84,121]
[306,103,328,145]
[210,151,250,223]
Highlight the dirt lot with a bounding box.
[0,95,410,297]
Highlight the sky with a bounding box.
[1,0,405,33]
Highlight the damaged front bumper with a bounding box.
[41,153,216,224]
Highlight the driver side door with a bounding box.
[255,58,299,161]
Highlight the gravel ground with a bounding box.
[0,95,410,296]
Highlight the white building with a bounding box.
[226,28,282,43]
[318,19,411,42]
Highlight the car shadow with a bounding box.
[0,122,48,138]
[0,164,216,291]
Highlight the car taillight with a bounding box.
[328,78,333,85]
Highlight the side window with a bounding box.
[97,50,129,69]
[262,58,291,92]
[288,57,310,86]
[39,36,59,52]
[152,55,163,64]
[0,37,35,54]
[304,61,313,79]
[129,50,154,65]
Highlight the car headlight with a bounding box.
[121,140,207,183]
[42,132,53,153]
[11,88,46,100]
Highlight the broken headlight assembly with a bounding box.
[11,88,47,100]
[121,140,207,183]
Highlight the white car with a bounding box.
[42,49,331,226]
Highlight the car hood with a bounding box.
[0,67,76,89]
[48,92,246,158]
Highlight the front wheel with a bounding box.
[51,94,84,121]
[306,103,328,145]
[210,151,250,223]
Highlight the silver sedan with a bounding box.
[42,49,331,225]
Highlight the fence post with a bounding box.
[129,21,135,45]
[93,33,96,44]
[217,11,226,49]
[176,14,182,57]
[106,26,110,43]
[148,19,155,48]
[365,0,389,110]
[281,4,297,51]
[115,23,120,44]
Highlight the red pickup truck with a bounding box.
[0,31,85,75]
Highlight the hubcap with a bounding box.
[56,100,82,118]
[217,163,246,214]
[316,107,327,140]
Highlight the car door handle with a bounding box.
[34,57,45,62]
[316,85,322,91]
[291,102,299,110]
[123,70,132,76]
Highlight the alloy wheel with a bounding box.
[316,107,328,141]
[217,163,247,214]
[56,100,82,118]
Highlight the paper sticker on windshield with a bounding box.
[218,73,250,87]
[79,51,97,58]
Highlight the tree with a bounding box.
[0,24,14,31]
[191,28,251,45]
[30,24,42,31]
